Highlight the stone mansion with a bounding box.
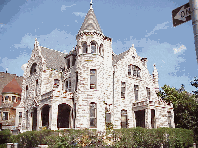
[16,1,175,132]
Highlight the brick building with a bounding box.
[17,1,175,132]
[0,72,23,130]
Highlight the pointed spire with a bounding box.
[78,0,102,34]
[34,38,39,48]
[90,0,93,9]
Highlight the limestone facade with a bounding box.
[16,3,175,132]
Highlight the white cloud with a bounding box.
[0,52,30,76]
[73,12,86,18]
[14,33,36,50]
[21,63,28,72]
[173,44,186,54]
[75,20,78,23]
[145,21,170,37]
[112,36,191,91]
[61,4,76,12]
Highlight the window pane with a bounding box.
[90,69,97,89]
[83,43,87,53]
[91,45,96,53]
[90,118,96,127]
[105,113,111,123]
[5,96,9,100]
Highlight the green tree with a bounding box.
[191,77,198,98]
[157,84,198,143]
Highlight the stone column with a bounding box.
[145,108,151,129]
[37,108,42,130]
[49,105,52,129]
[88,43,91,53]
[51,103,58,130]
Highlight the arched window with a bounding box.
[82,42,87,53]
[30,63,37,75]
[91,41,97,53]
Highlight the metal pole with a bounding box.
[189,0,198,63]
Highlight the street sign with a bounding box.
[172,2,191,27]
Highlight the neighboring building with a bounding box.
[17,1,175,132]
[0,72,23,130]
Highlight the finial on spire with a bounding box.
[132,44,134,48]
[90,0,93,9]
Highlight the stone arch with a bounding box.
[82,41,88,53]
[57,103,71,128]
[90,40,98,53]
[41,104,50,127]
[30,63,37,75]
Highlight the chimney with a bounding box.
[6,67,8,73]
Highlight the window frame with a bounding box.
[3,111,9,120]
[121,110,127,128]
[90,102,97,128]
[146,87,151,100]
[121,81,126,98]
[134,85,139,101]
[30,63,37,75]
[12,96,16,102]
[128,65,141,77]
[90,69,97,89]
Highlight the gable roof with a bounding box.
[2,77,22,95]
[78,8,102,34]
[40,47,67,71]
[112,49,130,66]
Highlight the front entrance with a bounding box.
[135,110,145,128]
[32,108,37,131]
[57,103,71,128]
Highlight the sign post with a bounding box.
[172,1,198,63]
[189,0,198,63]
[172,2,191,27]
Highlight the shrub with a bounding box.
[0,129,11,144]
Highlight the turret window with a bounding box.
[90,69,97,89]
[5,96,9,102]
[12,96,16,102]
[90,102,97,128]
[91,41,97,53]
[82,42,87,53]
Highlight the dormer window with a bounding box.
[30,63,37,75]
[82,42,87,53]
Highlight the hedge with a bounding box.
[0,127,194,148]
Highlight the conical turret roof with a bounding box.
[78,5,102,34]
[2,77,22,95]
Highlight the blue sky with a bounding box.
[0,0,197,93]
